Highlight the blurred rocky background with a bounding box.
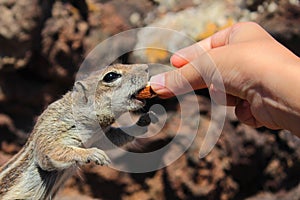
[0,0,300,199]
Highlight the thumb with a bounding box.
[150,52,217,98]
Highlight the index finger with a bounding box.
[170,25,236,68]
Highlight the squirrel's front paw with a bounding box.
[137,111,159,127]
[85,148,111,166]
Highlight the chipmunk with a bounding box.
[0,64,158,199]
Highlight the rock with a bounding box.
[151,0,200,13]
[131,0,245,63]
[246,184,300,200]
[256,0,300,56]
[41,0,88,81]
[0,0,44,70]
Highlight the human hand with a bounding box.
[150,22,300,134]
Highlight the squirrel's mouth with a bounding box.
[131,87,147,106]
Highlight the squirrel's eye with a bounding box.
[103,72,122,83]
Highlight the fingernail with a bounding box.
[150,74,165,93]
[170,54,179,65]
[170,54,188,67]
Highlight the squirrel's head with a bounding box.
[72,64,149,127]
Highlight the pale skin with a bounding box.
[150,22,300,136]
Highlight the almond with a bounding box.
[135,83,157,99]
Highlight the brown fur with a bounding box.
[0,64,157,199]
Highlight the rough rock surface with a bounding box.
[0,0,300,199]
[0,0,44,70]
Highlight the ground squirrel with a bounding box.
[0,64,158,199]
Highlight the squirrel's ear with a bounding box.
[73,81,88,104]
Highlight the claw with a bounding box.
[84,148,111,166]
[137,111,159,127]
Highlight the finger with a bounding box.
[154,42,247,99]
[170,22,270,68]
[152,42,234,98]
[170,38,211,68]
[170,25,235,68]
[151,22,268,99]
[235,100,263,128]
[150,63,206,98]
